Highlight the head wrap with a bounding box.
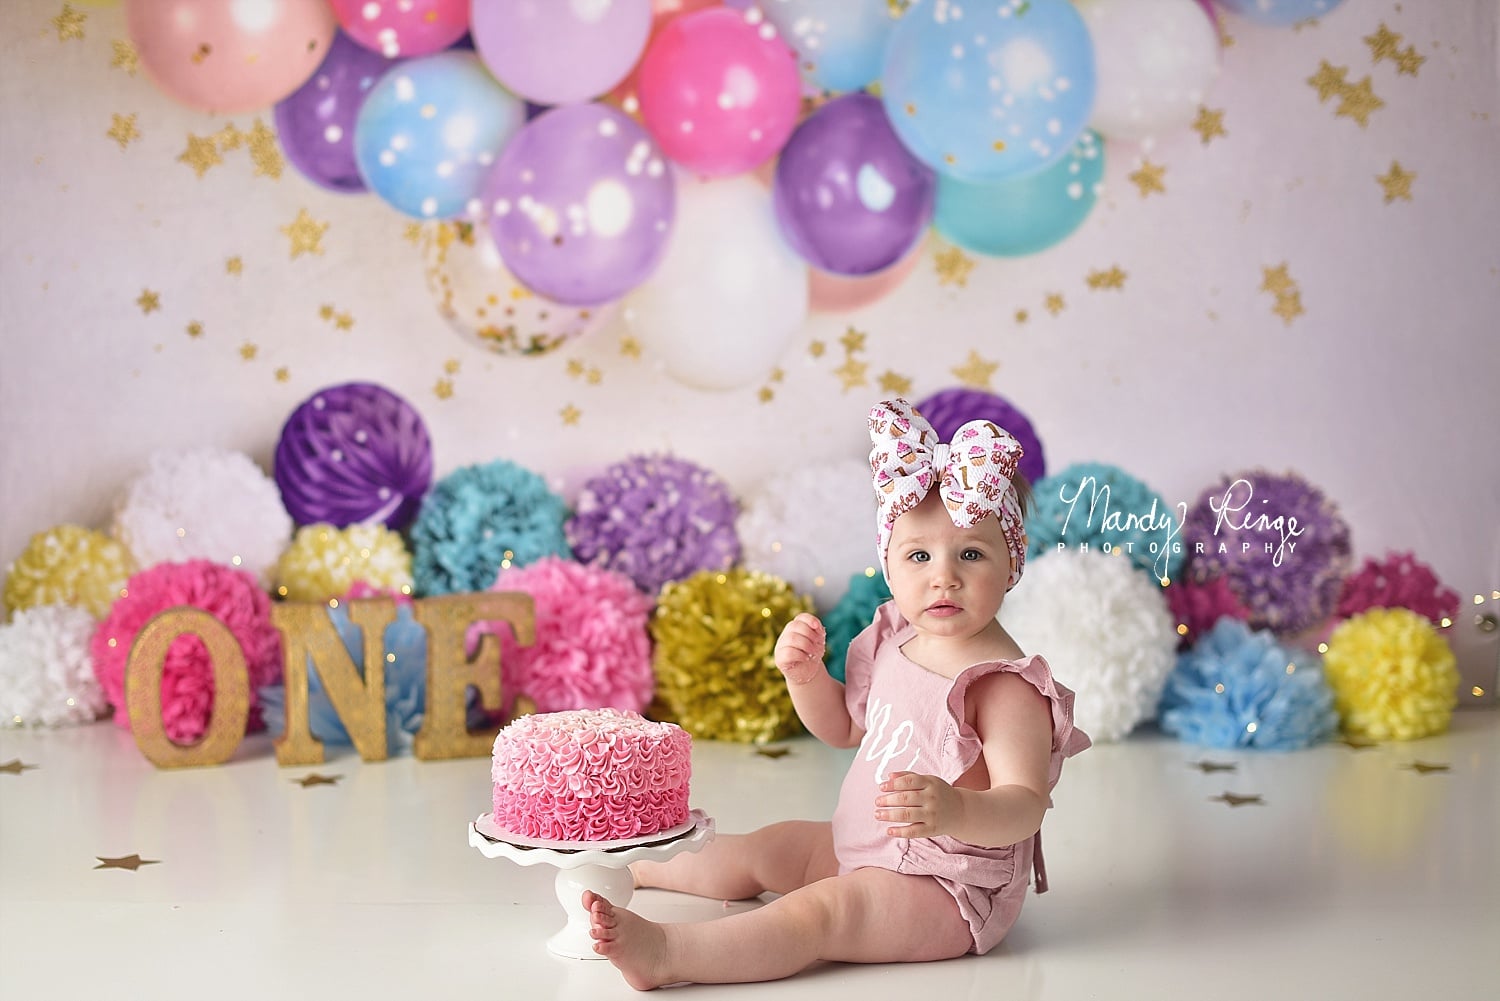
[868,398,1027,590]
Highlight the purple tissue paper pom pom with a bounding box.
[914,386,1046,485]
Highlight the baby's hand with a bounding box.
[774,613,827,686]
[876,772,964,839]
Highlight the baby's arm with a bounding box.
[774,613,863,749]
[875,672,1052,848]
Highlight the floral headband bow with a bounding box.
[868,398,1027,590]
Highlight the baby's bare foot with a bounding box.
[584,890,673,991]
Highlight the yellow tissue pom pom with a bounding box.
[1323,607,1458,742]
[3,525,134,620]
[649,568,813,744]
[274,523,414,603]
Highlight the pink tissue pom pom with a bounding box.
[474,556,654,716]
[1336,552,1460,626]
[90,560,283,743]
[1166,575,1251,647]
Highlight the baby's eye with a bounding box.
[908,550,930,563]
[961,549,984,561]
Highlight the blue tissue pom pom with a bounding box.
[1158,618,1338,750]
[410,460,570,595]
[823,571,892,683]
[1028,462,1185,585]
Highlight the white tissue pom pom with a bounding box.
[112,447,292,586]
[737,459,878,611]
[1002,548,1178,742]
[0,604,108,727]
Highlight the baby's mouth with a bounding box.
[926,599,962,616]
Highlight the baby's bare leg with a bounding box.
[588,866,972,990]
[632,820,835,899]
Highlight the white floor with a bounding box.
[1,710,1495,1000]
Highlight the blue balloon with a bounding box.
[1214,0,1347,27]
[933,130,1104,257]
[353,51,525,220]
[881,0,1096,183]
[762,0,895,93]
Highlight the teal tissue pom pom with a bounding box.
[1028,462,1184,585]
[824,571,892,683]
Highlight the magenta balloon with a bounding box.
[772,94,936,276]
[484,103,677,307]
[472,0,652,105]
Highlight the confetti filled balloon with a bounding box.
[274,31,399,194]
[327,0,469,58]
[1214,0,1347,27]
[419,222,616,355]
[485,102,677,307]
[761,0,896,93]
[772,93,936,276]
[353,51,525,219]
[881,0,1096,182]
[1077,0,1221,142]
[274,383,434,532]
[471,0,652,105]
[124,0,337,114]
[637,6,802,177]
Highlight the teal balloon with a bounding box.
[933,130,1104,257]
[1215,0,1346,27]
[762,0,895,93]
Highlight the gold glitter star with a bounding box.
[136,289,160,314]
[950,350,999,389]
[1260,263,1295,295]
[1364,23,1403,63]
[53,3,85,42]
[403,222,424,244]
[1334,76,1384,128]
[1404,761,1450,775]
[1190,760,1238,774]
[214,124,245,151]
[834,355,869,392]
[565,358,586,378]
[95,854,159,871]
[1341,735,1379,750]
[247,119,283,179]
[0,759,38,775]
[1272,289,1304,325]
[1086,267,1127,290]
[225,256,243,275]
[1376,161,1416,203]
[318,304,336,322]
[755,746,793,759]
[281,209,329,259]
[1014,309,1029,324]
[757,386,775,403]
[293,773,341,788]
[1307,60,1349,102]
[619,336,642,358]
[878,370,912,395]
[275,367,290,382]
[107,113,139,151]
[111,38,138,75]
[585,367,602,385]
[177,133,223,178]
[1128,159,1167,197]
[185,321,203,338]
[239,342,258,361]
[560,404,581,425]
[808,340,827,359]
[1210,792,1263,807]
[1394,45,1425,77]
[1192,106,1227,145]
[433,378,454,400]
[1044,292,1066,315]
[334,312,353,330]
[934,245,974,287]
[443,358,461,375]
[840,326,867,353]
[768,367,785,384]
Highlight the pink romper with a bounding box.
[831,602,1091,954]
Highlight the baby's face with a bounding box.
[886,493,1012,641]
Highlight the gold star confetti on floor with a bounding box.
[1128,159,1167,197]
[560,404,582,425]
[834,355,870,392]
[292,773,341,788]
[281,209,329,259]
[755,746,792,760]
[840,326,867,353]
[247,119,283,179]
[620,336,642,358]
[239,342,258,361]
[1364,22,1403,63]
[1190,760,1238,774]
[225,256,243,275]
[106,112,139,150]
[53,3,86,41]
[1272,289,1304,325]
[1307,60,1349,102]
[136,289,161,314]
[878,370,912,395]
[808,340,827,359]
[0,759,38,775]
[1210,792,1264,807]
[1404,761,1450,775]
[1192,106,1227,145]
[1260,262,1295,295]
[1334,76,1384,128]
[1044,292,1066,315]
[1341,735,1379,750]
[1377,161,1416,203]
[1394,44,1425,76]
[934,244,974,287]
[177,133,223,178]
[1086,266,1127,290]
[950,350,999,389]
[94,854,160,872]
[185,321,203,338]
[433,378,454,399]
[275,367,290,382]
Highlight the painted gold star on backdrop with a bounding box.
[1334,76,1384,128]
[808,340,827,359]
[319,304,336,321]
[53,4,86,42]
[1086,267,1127,290]
[239,342,258,361]
[433,378,454,399]
[275,367,290,382]
[950,350,998,389]
[1190,760,1238,774]
[1272,289,1304,325]
[619,336,642,358]
[185,321,203,338]
[1260,262,1295,295]
[1307,60,1349,102]
[443,358,461,375]
[136,289,161,314]
[247,119,283,179]
[0,759,38,775]
[560,404,582,425]
[403,222,424,244]
[757,386,775,404]
[834,355,869,392]
[95,854,159,871]
[111,38,138,75]
[585,367,602,385]
[1404,761,1450,775]
[1377,161,1416,203]
[768,367,785,384]
[1192,106,1227,145]
[1128,159,1167,197]
[292,773,341,788]
[934,245,974,287]
[215,124,245,151]
[878,370,912,395]
[281,209,329,259]
[1210,792,1263,807]
[1044,292,1066,315]
[1014,309,1029,324]
[1364,22,1403,63]
[1394,45,1425,77]
[335,312,354,330]
[107,113,139,151]
[840,326,867,353]
[177,133,223,178]
[225,256,243,275]
[565,358,586,378]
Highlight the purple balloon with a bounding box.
[914,387,1047,486]
[275,382,433,531]
[772,93,936,276]
[484,103,676,307]
[273,31,399,194]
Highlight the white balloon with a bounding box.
[623,176,808,391]
[1078,0,1221,142]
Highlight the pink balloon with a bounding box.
[637,7,801,177]
[808,232,926,314]
[124,0,336,114]
[328,0,468,58]
[606,0,720,117]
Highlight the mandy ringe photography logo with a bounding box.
[1052,475,1305,580]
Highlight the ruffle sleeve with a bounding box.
[944,654,1091,781]
[841,600,906,726]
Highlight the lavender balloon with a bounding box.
[274,31,399,194]
[471,0,651,105]
[275,382,434,531]
[485,103,676,307]
[915,387,1047,485]
[772,93,935,276]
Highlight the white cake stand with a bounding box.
[469,809,715,960]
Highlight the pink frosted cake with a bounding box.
[490,708,692,842]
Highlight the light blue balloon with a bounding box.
[762,0,896,93]
[934,130,1103,257]
[1214,0,1347,27]
[881,0,1096,183]
[353,51,525,220]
